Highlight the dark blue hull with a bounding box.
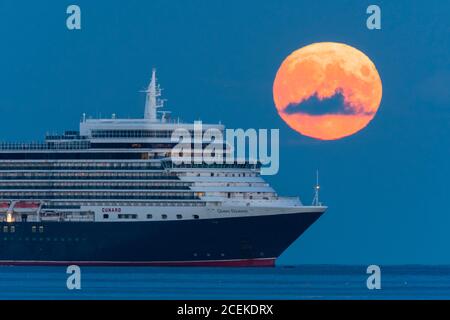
[0,211,323,266]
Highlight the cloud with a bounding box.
[283,91,375,116]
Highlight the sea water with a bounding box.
[0,265,448,300]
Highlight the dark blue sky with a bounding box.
[0,0,448,264]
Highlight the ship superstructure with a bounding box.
[0,70,326,266]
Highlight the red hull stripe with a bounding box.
[0,258,276,267]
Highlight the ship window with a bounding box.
[10,226,15,233]
[103,214,109,219]
[193,215,199,219]
[118,214,137,219]
[147,214,153,219]
[176,214,182,219]
[210,173,214,177]
[31,226,36,233]
[2,226,7,233]
[39,226,44,233]
[161,214,167,220]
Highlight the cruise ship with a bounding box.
[0,70,326,266]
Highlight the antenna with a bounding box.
[158,110,172,123]
[312,169,321,206]
[142,68,164,122]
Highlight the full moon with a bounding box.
[273,42,382,140]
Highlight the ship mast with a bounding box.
[143,68,164,121]
[312,170,321,206]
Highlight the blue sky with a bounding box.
[0,0,449,264]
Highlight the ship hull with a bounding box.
[0,210,323,267]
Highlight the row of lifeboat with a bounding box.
[0,201,41,213]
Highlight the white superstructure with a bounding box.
[0,69,326,224]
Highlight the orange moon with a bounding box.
[273,42,382,140]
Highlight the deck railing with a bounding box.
[0,141,90,150]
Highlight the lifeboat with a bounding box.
[0,201,10,213]
[14,201,41,212]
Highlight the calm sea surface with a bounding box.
[0,265,448,300]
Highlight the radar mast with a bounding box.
[143,68,165,121]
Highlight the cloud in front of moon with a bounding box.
[273,42,382,140]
